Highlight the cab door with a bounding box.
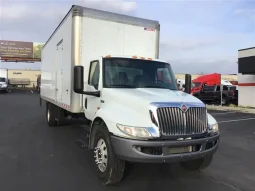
[84,60,102,120]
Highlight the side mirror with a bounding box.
[184,74,191,94]
[74,66,84,93]
[73,65,101,97]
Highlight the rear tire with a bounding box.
[46,102,57,126]
[56,107,66,126]
[46,102,66,126]
[92,124,125,185]
[180,154,213,171]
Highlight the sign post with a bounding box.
[220,84,223,106]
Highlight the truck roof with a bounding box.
[43,5,160,49]
[102,55,168,63]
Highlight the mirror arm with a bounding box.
[74,90,101,97]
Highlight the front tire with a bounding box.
[93,124,125,185]
[180,154,213,171]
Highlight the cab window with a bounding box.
[88,61,100,90]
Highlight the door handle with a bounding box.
[85,98,87,109]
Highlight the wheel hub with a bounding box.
[94,138,108,172]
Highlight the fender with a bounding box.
[92,102,152,136]
[207,112,217,125]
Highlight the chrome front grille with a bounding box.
[156,107,208,136]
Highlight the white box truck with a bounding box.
[0,68,8,92]
[40,5,220,185]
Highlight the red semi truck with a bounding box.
[191,73,221,94]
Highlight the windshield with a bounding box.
[192,82,201,88]
[0,78,6,82]
[228,86,236,90]
[103,58,177,90]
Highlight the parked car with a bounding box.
[0,68,8,93]
[193,84,236,105]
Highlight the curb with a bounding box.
[206,105,255,114]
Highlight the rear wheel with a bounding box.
[93,124,125,185]
[46,102,57,126]
[46,102,66,126]
[56,107,66,126]
[180,154,213,171]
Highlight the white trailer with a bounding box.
[0,68,8,92]
[41,5,220,185]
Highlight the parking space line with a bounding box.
[219,118,255,123]
[210,111,236,115]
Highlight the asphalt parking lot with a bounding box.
[0,91,255,191]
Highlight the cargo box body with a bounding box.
[41,5,160,113]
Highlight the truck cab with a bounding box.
[76,56,178,123]
[72,55,220,184]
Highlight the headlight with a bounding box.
[209,123,219,135]
[116,124,152,139]
[1,84,7,87]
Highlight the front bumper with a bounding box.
[111,133,220,163]
[0,87,7,91]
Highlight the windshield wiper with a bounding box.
[143,85,176,90]
[109,84,137,88]
[144,85,168,89]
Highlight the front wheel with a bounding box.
[93,124,125,185]
[180,154,213,171]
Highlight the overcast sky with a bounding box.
[0,0,254,74]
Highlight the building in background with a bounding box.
[238,47,255,107]
[8,69,40,88]
[0,40,43,89]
